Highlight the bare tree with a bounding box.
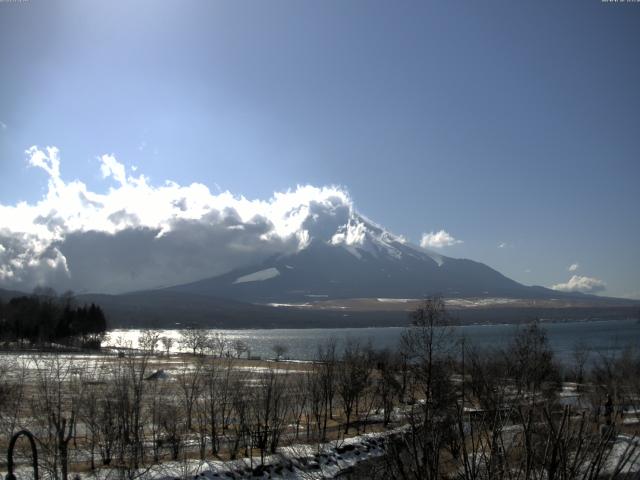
[571,340,592,386]
[176,355,203,431]
[78,360,111,471]
[289,371,309,440]
[228,372,251,460]
[591,344,640,424]
[207,332,229,357]
[305,366,327,441]
[387,296,457,480]
[250,368,290,455]
[179,328,209,356]
[31,354,85,480]
[233,339,249,358]
[0,356,26,439]
[193,382,209,459]
[316,338,338,436]
[374,349,402,427]
[337,339,371,434]
[272,343,288,361]
[111,349,152,477]
[158,400,183,460]
[139,330,160,354]
[202,357,236,455]
[146,367,169,463]
[97,390,118,466]
[509,321,560,402]
[160,335,174,356]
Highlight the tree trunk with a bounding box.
[59,441,68,480]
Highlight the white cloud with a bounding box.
[568,263,579,272]
[0,146,371,293]
[498,242,507,248]
[26,145,61,179]
[331,220,367,246]
[0,121,7,130]
[420,230,462,249]
[551,275,606,294]
[100,154,128,186]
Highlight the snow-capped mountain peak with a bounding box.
[167,209,557,304]
[320,212,444,266]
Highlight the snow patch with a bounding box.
[428,251,444,266]
[233,267,280,284]
[267,303,312,308]
[343,245,362,259]
[377,298,416,303]
[54,428,400,480]
[445,297,520,308]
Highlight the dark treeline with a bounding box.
[0,287,107,348]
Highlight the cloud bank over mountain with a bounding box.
[0,147,617,299]
[420,230,463,249]
[552,275,606,294]
[0,146,376,293]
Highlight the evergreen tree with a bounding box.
[0,293,107,348]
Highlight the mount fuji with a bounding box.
[36,212,635,328]
[166,214,570,304]
[3,208,624,329]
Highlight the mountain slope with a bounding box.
[0,287,30,302]
[167,214,569,303]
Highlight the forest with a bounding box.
[0,289,107,349]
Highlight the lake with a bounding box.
[107,318,640,364]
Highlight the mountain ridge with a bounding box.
[3,214,637,328]
[165,228,584,304]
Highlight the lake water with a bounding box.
[107,318,640,365]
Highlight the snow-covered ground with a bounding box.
[600,434,640,476]
[4,430,396,480]
[232,365,308,374]
[445,297,521,308]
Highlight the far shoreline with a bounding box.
[106,315,640,331]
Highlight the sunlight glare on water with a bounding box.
[106,318,640,363]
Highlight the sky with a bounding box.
[0,0,639,297]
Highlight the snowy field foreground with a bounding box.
[5,428,638,480]
[603,434,640,477]
[5,430,396,480]
[149,432,389,480]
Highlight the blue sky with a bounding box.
[0,0,639,297]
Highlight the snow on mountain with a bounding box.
[328,213,446,267]
[330,214,411,261]
[167,210,562,303]
[233,267,281,284]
